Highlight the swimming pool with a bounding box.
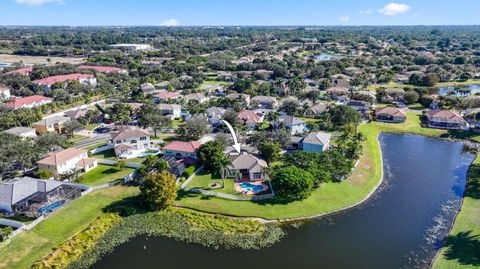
[239,183,264,192]
[37,200,65,215]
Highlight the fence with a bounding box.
[96,159,142,169]
[89,144,113,154]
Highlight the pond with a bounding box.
[92,134,474,269]
[437,84,480,96]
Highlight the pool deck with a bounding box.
[234,181,269,195]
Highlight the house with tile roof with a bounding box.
[157,103,181,119]
[250,96,278,109]
[238,110,263,129]
[226,93,251,106]
[32,115,70,134]
[37,148,97,178]
[33,73,97,89]
[1,67,32,76]
[111,129,151,159]
[162,141,201,159]
[4,127,37,139]
[326,86,349,102]
[184,92,208,103]
[227,152,268,181]
[425,110,468,130]
[78,65,127,74]
[1,95,52,110]
[276,115,306,135]
[375,107,407,123]
[302,131,332,152]
[154,90,180,103]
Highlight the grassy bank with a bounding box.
[176,122,383,219]
[431,155,480,269]
[78,165,135,186]
[0,186,139,269]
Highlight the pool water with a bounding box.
[37,200,65,214]
[239,183,264,192]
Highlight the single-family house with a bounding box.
[4,127,37,139]
[309,102,329,117]
[227,153,268,181]
[425,110,468,130]
[226,93,251,106]
[238,110,263,129]
[0,177,84,215]
[463,107,480,128]
[155,81,170,90]
[382,88,405,103]
[0,86,11,99]
[111,129,151,159]
[375,107,407,123]
[162,141,201,159]
[1,67,33,77]
[37,148,97,178]
[206,107,226,126]
[78,65,127,74]
[154,90,181,103]
[326,87,349,102]
[1,95,53,110]
[302,131,332,152]
[251,96,278,109]
[157,104,181,119]
[277,115,306,135]
[64,109,88,120]
[33,74,97,89]
[140,83,156,96]
[184,93,208,103]
[346,100,371,119]
[159,156,186,178]
[32,116,70,134]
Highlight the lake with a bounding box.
[437,84,480,96]
[92,134,474,269]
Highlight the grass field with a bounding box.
[0,54,85,65]
[367,79,480,91]
[185,173,236,194]
[431,155,480,269]
[80,142,108,151]
[90,149,117,160]
[84,124,100,131]
[200,80,230,88]
[0,186,139,269]
[78,165,135,186]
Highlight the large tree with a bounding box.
[270,166,314,201]
[258,141,281,164]
[176,115,210,141]
[140,171,177,211]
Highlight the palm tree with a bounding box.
[217,156,231,189]
[142,155,157,169]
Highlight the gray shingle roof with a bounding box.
[303,131,331,146]
[230,153,267,173]
[0,177,63,206]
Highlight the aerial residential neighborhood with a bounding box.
[0,1,478,269]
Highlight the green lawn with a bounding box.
[200,80,230,87]
[176,123,383,219]
[69,134,89,143]
[127,157,146,164]
[171,119,184,128]
[432,155,480,269]
[80,142,108,151]
[78,164,135,186]
[368,79,480,91]
[0,186,140,269]
[84,124,100,131]
[185,173,236,194]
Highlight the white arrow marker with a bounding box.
[222,120,241,153]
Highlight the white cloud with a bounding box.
[15,0,63,5]
[378,2,411,16]
[161,18,180,27]
[338,16,350,23]
[359,9,374,15]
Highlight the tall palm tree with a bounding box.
[217,156,231,189]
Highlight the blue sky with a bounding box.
[0,0,479,26]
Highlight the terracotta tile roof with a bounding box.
[2,95,52,109]
[238,110,262,124]
[37,148,87,166]
[426,110,465,122]
[154,90,180,100]
[162,141,201,153]
[78,65,126,73]
[33,73,95,86]
[326,86,349,95]
[376,107,407,117]
[76,157,97,168]
[2,67,32,76]
[111,129,150,140]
